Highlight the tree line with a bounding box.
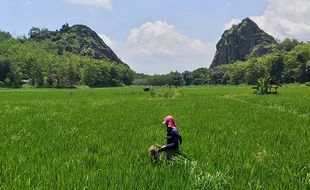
[134,39,310,87]
[0,31,134,88]
[1,30,309,89]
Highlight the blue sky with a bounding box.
[1,0,309,74]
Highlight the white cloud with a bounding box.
[252,0,310,41]
[123,21,215,74]
[99,34,117,49]
[67,0,112,10]
[225,0,310,41]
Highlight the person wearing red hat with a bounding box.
[158,115,182,159]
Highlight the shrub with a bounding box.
[252,76,271,95]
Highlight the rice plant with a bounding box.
[0,86,309,189]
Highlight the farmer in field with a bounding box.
[149,115,182,161]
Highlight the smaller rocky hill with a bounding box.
[29,24,123,63]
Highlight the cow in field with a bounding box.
[143,87,153,92]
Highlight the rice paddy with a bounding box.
[0,86,309,189]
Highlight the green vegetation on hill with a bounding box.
[0,38,134,88]
[0,31,12,42]
[0,24,134,88]
[210,41,310,85]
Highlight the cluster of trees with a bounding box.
[134,39,310,86]
[0,34,134,88]
[1,29,309,89]
[28,24,92,56]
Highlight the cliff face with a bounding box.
[64,25,122,63]
[30,24,123,64]
[210,18,277,68]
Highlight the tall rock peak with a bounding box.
[210,17,277,68]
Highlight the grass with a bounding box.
[0,86,310,189]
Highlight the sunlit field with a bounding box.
[0,86,310,189]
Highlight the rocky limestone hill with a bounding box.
[29,24,123,64]
[210,18,277,68]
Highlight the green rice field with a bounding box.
[0,86,310,189]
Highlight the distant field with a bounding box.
[0,86,310,189]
